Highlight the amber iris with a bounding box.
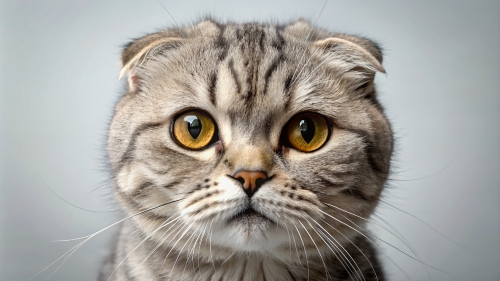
[285,113,329,152]
[173,110,216,150]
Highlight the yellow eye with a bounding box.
[172,110,216,150]
[284,113,329,152]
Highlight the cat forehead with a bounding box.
[138,22,336,114]
[129,19,382,129]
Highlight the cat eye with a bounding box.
[283,113,329,152]
[172,110,217,150]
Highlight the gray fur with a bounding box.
[103,19,392,281]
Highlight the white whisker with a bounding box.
[324,202,429,280]
[318,208,414,281]
[128,213,183,280]
[319,218,376,281]
[293,224,310,281]
[298,220,331,280]
[304,216,364,281]
[29,199,185,281]
[158,222,194,278]
[107,215,182,281]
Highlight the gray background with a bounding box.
[1,0,499,280]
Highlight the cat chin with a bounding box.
[209,219,288,252]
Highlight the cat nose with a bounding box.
[232,170,268,198]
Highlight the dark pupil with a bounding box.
[184,115,202,139]
[299,118,315,143]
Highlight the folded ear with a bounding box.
[120,32,183,92]
[333,34,384,66]
[311,35,385,98]
[312,35,385,77]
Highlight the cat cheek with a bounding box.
[116,165,140,193]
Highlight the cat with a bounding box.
[100,18,393,281]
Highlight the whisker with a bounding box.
[293,224,310,281]
[151,221,185,271]
[307,217,366,281]
[288,222,305,268]
[378,199,468,249]
[373,215,432,281]
[28,198,185,281]
[156,0,187,38]
[283,223,293,260]
[195,222,210,273]
[85,177,114,194]
[189,222,207,274]
[174,224,202,281]
[107,216,182,281]
[158,222,194,279]
[149,222,183,270]
[298,220,330,280]
[39,174,121,213]
[315,226,363,281]
[323,202,429,280]
[221,250,236,265]
[334,209,444,274]
[208,219,216,269]
[318,218,377,281]
[127,213,184,280]
[290,0,328,84]
[318,208,414,281]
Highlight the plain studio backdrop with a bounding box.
[1,1,499,280]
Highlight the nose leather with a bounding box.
[233,170,268,198]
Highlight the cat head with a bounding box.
[107,19,392,262]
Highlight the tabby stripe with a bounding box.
[228,58,241,94]
[163,181,180,189]
[214,23,228,61]
[259,31,265,51]
[117,122,165,171]
[341,187,368,201]
[283,74,293,110]
[117,190,176,221]
[208,72,217,105]
[137,160,169,175]
[245,62,255,100]
[131,181,155,197]
[364,89,384,111]
[316,175,345,189]
[235,28,242,40]
[287,268,298,281]
[263,53,284,96]
[320,168,356,177]
[343,127,387,175]
[271,28,285,51]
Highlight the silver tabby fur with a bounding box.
[101,19,393,281]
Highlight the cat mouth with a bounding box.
[228,207,276,225]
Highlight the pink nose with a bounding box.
[233,170,268,198]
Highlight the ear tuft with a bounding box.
[127,74,140,93]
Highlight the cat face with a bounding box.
[107,20,392,262]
